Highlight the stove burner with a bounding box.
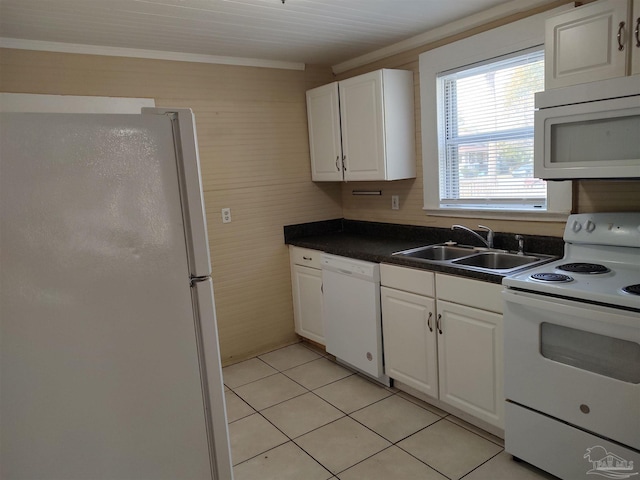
[622,284,640,296]
[557,263,610,274]
[530,272,573,283]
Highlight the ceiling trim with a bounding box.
[331,0,570,74]
[0,38,306,71]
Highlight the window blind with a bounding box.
[438,49,546,210]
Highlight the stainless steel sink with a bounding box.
[395,244,479,261]
[452,252,543,270]
[392,243,556,274]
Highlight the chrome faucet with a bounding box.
[451,224,494,249]
[515,234,525,255]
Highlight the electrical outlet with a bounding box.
[221,208,231,223]
[391,195,400,210]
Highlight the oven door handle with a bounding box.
[502,288,640,330]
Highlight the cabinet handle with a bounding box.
[427,312,433,332]
[321,283,323,293]
[303,256,312,261]
[335,156,340,171]
[342,155,347,172]
[436,314,443,334]
[618,21,626,51]
[635,16,640,47]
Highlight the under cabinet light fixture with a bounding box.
[352,190,382,196]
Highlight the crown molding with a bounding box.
[332,0,571,74]
[0,38,306,71]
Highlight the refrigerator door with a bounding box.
[0,112,221,479]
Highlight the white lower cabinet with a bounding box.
[436,299,504,428]
[380,264,504,429]
[289,247,324,345]
[381,286,438,397]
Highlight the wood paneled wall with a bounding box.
[0,49,341,365]
[336,0,640,238]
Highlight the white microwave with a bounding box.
[534,76,640,180]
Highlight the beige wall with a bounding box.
[0,48,340,365]
[336,0,640,238]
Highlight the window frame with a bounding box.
[418,7,572,221]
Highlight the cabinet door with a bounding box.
[381,287,438,397]
[546,0,630,88]
[291,264,324,344]
[436,300,504,429]
[339,71,386,181]
[633,0,640,75]
[306,83,343,181]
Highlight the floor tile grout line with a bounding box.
[396,391,452,418]
[252,341,314,362]
[330,443,452,480]
[236,386,311,414]
[344,395,445,446]
[457,449,504,479]
[232,351,357,393]
[258,349,325,372]
[280,364,356,391]
[224,389,256,423]
[441,416,505,448]
[303,371,358,392]
[223,368,281,390]
[390,418,456,480]
[344,390,400,417]
[288,417,369,478]
[331,444,396,477]
[230,437,290,469]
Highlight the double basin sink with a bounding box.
[393,244,555,275]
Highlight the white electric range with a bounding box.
[502,212,640,480]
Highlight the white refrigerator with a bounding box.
[0,108,233,479]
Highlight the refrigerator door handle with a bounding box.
[191,277,233,480]
[191,275,211,286]
[143,108,212,278]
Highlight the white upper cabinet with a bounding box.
[546,0,639,88]
[632,0,640,75]
[306,83,343,181]
[305,69,416,182]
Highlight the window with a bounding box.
[438,49,545,210]
[419,8,571,219]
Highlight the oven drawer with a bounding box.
[503,289,640,450]
[506,402,640,480]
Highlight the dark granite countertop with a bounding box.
[284,219,564,285]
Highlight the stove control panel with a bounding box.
[564,212,640,247]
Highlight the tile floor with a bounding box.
[223,342,557,480]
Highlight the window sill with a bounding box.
[422,207,570,222]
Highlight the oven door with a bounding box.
[503,288,640,449]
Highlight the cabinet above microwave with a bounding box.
[534,76,640,180]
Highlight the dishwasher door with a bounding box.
[321,254,386,382]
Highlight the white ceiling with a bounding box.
[0,0,556,69]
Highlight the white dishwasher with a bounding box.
[321,254,390,386]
